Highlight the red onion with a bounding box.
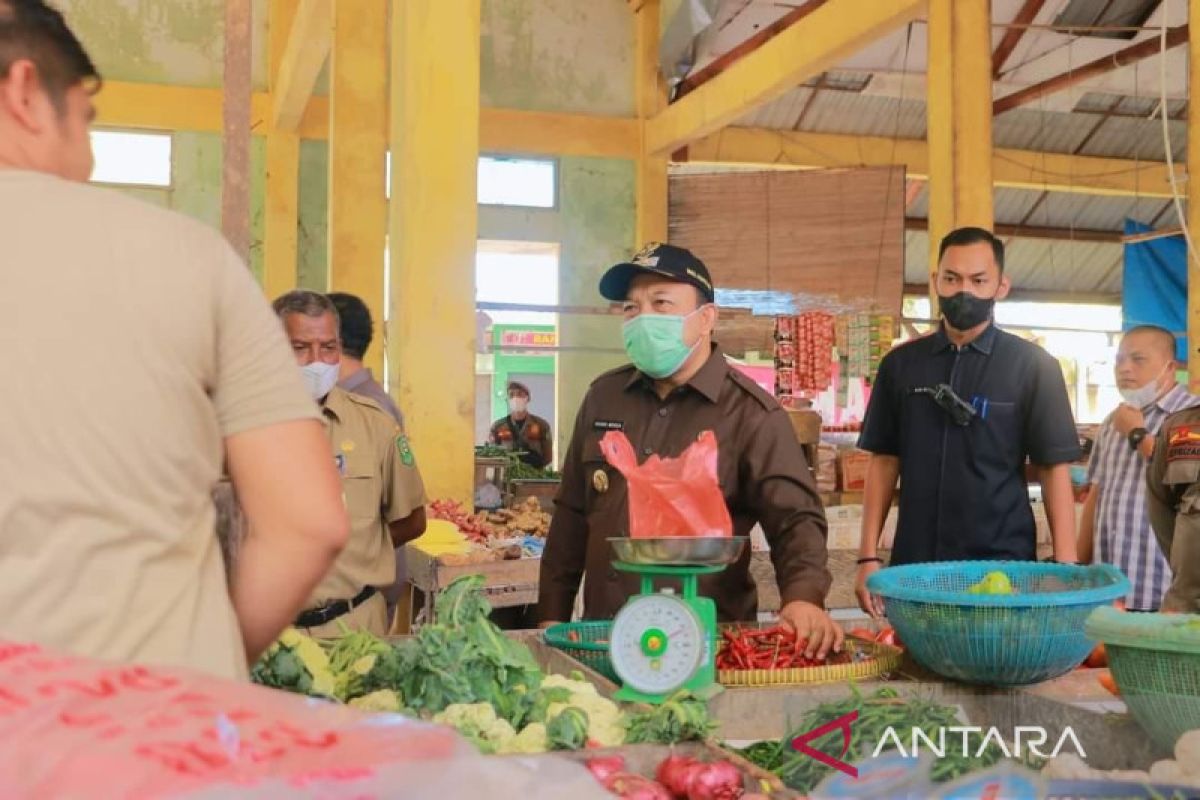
[685,760,744,800]
[655,755,700,797]
[584,755,627,789]
[608,773,674,800]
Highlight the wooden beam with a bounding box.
[327,0,388,378]
[685,127,1182,198]
[263,0,300,299]
[644,0,924,155]
[674,1,827,99]
[904,283,1120,305]
[1189,0,1200,389]
[992,0,1046,79]
[905,216,1121,243]
[994,25,1188,115]
[271,0,331,130]
[635,0,668,245]
[221,0,253,263]
[389,0,481,503]
[480,107,640,159]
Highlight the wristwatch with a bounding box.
[1128,427,1149,451]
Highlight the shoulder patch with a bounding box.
[726,368,778,412]
[395,433,415,466]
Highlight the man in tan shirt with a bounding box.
[273,292,428,637]
[0,1,348,679]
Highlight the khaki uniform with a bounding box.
[297,388,426,638]
[0,170,319,680]
[1147,405,1200,613]
[539,346,831,623]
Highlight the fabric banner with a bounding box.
[1123,219,1188,362]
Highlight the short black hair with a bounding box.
[0,1,101,108]
[327,292,372,360]
[1124,324,1177,361]
[938,227,1005,274]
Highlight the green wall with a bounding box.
[67,0,638,450]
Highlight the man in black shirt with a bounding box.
[854,227,1081,616]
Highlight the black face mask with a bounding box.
[938,291,995,331]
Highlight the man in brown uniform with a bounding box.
[490,381,553,468]
[539,244,843,658]
[0,2,349,679]
[273,292,428,636]
[1146,404,1200,613]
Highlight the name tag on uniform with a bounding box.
[594,419,624,432]
[334,453,346,475]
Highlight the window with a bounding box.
[477,157,556,208]
[385,154,556,208]
[476,240,559,325]
[89,130,172,187]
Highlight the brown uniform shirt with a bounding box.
[490,413,554,468]
[1147,405,1200,613]
[0,170,320,680]
[313,388,427,608]
[538,346,831,622]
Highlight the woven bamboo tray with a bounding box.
[718,636,902,687]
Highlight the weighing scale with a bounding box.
[607,537,747,705]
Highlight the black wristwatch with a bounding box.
[1128,427,1149,451]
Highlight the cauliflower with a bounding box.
[347,689,404,713]
[542,673,626,747]
[498,723,549,754]
[432,702,517,754]
[251,628,337,698]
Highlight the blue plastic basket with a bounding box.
[866,561,1130,686]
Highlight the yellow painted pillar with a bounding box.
[636,0,669,245]
[1189,0,1200,389]
[328,0,388,377]
[263,0,300,299]
[389,0,480,503]
[925,0,994,308]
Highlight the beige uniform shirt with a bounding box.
[312,388,427,607]
[0,170,319,680]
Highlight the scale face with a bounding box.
[610,592,705,696]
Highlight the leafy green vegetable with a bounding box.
[326,625,404,701]
[250,628,336,698]
[625,691,715,745]
[546,706,589,750]
[393,575,544,722]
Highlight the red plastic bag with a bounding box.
[599,430,732,538]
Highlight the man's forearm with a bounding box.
[859,455,900,557]
[232,534,339,661]
[1077,486,1098,564]
[1039,464,1078,562]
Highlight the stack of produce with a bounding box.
[583,753,769,799]
[716,626,854,671]
[427,496,552,563]
[1042,729,1200,788]
[843,313,894,379]
[251,575,716,756]
[773,313,836,403]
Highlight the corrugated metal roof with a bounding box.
[905,232,1125,294]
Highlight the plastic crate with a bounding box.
[866,561,1129,686]
[1085,605,1200,751]
[542,621,616,682]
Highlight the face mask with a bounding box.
[1119,363,1171,409]
[622,307,705,380]
[508,397,528,414]
[301,361,340,401]
[938,291,996,331]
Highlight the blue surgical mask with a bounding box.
[622,307,705,379]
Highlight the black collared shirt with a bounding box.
[539,345,831,622]
[858,324,1080,564]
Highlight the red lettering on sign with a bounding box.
[37,677,117,700]
[0,687,30,714]
[119,666,181,692]
[257,721,339,749]
[59,710,115,728]
[135,741,232,777]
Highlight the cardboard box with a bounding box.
[838,448,871,492]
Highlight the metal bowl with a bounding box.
[607,536,748,566]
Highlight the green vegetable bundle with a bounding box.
[733,686,1042,794]
[625,691,716,745]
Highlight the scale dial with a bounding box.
[610,592,705,696]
